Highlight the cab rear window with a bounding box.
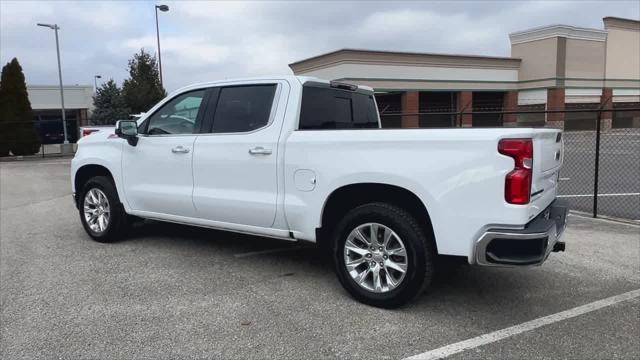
[299,85,378,130]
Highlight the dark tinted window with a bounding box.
[299,86,379,130]
[146,90,205,135]
[212,85,276,133]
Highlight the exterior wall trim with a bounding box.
[335,77,640,92]
[603,17,640,31]
[27,84,94,111]
[292,59,521,74]
[335,77,520,84]
[373,88,523,93]
[289,49,521,74]
[337,76,640,84]
[509,24,608,44]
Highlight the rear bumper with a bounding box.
[474,199,568,266]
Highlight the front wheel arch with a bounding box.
[74,164,116,207]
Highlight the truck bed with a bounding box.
[283,127,563,261]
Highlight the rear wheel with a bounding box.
[78,176,127,242]
[332,203,435,308]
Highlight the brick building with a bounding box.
[289,17,640,129]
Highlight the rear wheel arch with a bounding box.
[318,183,437,253]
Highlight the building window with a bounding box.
[564,103,599,131]
[418,92,457,128]
[517,104,546,127]
[472,92,505,127]
[612,102,640,128]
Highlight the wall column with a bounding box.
[79,109,88,127]
[546,88,565,128]
[457,91,473,127]
[600,87,613,130]
[503,91,518,127]
[400,91,419,128]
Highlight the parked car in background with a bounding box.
[79,114,146,138]
[79,125,114,138]
[34,120,74,144]
[71,76,567,308]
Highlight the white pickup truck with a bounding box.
[71,76,567,308]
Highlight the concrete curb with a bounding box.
[0,154,75,162]
[569,210,640,227]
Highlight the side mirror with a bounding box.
[115,120,139,146]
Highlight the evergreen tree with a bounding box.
[0,58,40,156]
[91,79,130,125]
[0,66,7,156]
[122,49,167,114]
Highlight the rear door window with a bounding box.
[211,85,277,133]
[299,85,378,130]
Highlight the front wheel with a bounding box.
[332,203,435,308]
[78,176,127,243]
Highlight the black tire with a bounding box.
[332,202,435,308]
[78,176,127,243]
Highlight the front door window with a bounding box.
[145,90,206,135]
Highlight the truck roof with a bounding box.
[169,75,374,97]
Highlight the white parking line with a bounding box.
[233,246,303,258]
[557,193,640,198]
[403,289,640,360]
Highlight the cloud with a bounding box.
[359,9,469,38]
[122,35,231,67]
[0,1,55,28]
[1,0,638,92]
[238,33,303,75]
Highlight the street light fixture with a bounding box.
[155,4,169,87]
[37,22,69,144]
[94,75,102,92]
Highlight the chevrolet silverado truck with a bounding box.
[71,76,567,308]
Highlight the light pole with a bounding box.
[94,75,102,92]
[155,4,169,87]
[37,22,69,144]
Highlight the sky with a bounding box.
[1,0,639,93]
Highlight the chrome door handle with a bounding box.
[248,147,272,155]
[171,146,190,154]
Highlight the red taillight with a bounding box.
[498,138,533,205]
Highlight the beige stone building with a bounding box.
[289,17,640,129]
[27,84,94,143]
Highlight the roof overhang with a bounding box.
[509,25,607,44]
[289,48,521,74]
[603,17,640,31]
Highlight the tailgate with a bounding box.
[536,130,563,172]
[530,129,563,213]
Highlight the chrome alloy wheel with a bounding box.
[343,223,408,293]
[83,188,111,233]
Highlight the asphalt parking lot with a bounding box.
[1,159,639,359]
